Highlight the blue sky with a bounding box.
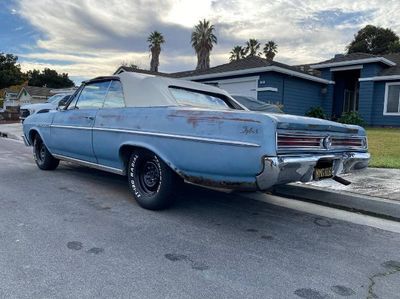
[1,0,399,85]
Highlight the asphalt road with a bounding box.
[1,137,400,299]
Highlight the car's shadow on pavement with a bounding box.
[55,161,343,237]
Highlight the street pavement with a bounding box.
[1,137,400,299]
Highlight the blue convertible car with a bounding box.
[23,72,370,210]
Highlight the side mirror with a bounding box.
[57,99,67,110]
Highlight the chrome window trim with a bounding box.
[49,125,260,148]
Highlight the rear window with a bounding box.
[169,87,231,110]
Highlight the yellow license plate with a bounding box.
[314,167,333,180]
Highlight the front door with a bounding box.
[50,81,111,162]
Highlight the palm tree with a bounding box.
[191,19,217,70]
[229,46,246,62]
[263,40,278,61]
[147,31,165,72]
[245,38,261,57]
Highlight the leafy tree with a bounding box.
[263,40,278,61]
[0,53,26,89]
[229,46,247,62]
[191,19,217,70]
[347,25,400,55]
[245,39,261,57]
[147,31,165,72]
[27,68,74,88]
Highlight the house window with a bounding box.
[384,83,400,115]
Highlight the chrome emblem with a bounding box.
[323,136,332,150]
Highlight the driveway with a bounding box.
[1,137,400,298]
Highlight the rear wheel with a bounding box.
[127,150,180,210]
[33,136,59,170]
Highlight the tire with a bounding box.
[127,150,180,210]
[33,136,59,170]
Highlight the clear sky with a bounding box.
[1,0,399,85]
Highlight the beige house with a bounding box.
[17,86,53,106]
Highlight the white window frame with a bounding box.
[383,82,400,116]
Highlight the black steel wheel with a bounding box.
[33,136,59,170]
[127,149,180,210]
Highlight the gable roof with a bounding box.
[18,86,53,99]
[310,52,396,69]
[114,56,332,84]
[171,56,328,82]
[379,53,400,76]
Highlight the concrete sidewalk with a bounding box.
[307,168,400,201]
[0,122,23,141]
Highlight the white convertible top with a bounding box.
[116,72,232,107]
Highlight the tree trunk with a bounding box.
[196,49,210,70]
[150,47,161,72]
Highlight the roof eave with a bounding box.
[359,75,400,82]
[179,66,333,84]
[310,57,396,69]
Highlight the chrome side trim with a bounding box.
[52,154,124,175]
[51,125,92,130]
[50,124,260,147]
[92,127,260,147]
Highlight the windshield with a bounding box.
[169,87,231,110]
[232,95,283,113]
[46,94,65,103]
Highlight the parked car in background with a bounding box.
[231,95,284,113]
[23,72,369,210]
[19,93,72,122]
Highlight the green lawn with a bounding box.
[366,128,400,169]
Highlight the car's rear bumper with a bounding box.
[256,152,370,190]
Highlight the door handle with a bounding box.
[85,116,95,121]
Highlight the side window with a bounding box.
[75,81,111,109]
[103,80,125,108]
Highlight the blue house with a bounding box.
[115,53,400,126]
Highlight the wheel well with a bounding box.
[29,129,39,144]
[119,144,178,176]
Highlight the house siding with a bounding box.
[189,60,399,126]
[257,72,284,104]
[371,81,400,126]
[257,72,324,115]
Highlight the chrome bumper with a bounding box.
[256,152,370,190]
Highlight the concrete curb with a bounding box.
[269,184,400,222]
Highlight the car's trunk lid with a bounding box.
[264,113,361,134]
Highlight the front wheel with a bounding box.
[33,136,59,170]
[127,150,180,210]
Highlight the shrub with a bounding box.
[338,111,365,126]
[305,106,326,119]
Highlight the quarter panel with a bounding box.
[93,107,277,179]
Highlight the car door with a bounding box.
[92,80,126,170]
[50,80,111,162]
